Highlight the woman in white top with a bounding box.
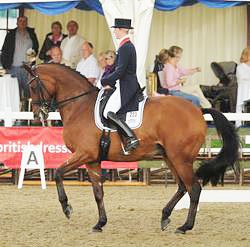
[236,47,250,127]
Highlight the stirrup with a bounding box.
[121,138,140,155]
[121,142,130,156]
[126,138,140,151]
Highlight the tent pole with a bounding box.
[248,5,250,47]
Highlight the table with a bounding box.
[0,74,20,112]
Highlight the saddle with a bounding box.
[95,87,147,131]
[95,87,147,160]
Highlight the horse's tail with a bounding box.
[196,108,239,186]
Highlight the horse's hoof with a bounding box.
[92,226,103,233]
[64,204,73,219]
[175,228,186,234]
[161,218,171,231]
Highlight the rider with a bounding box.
[101,18,140,153]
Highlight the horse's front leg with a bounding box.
[86,164,107,232]
[55,166,73,218]
[55,154,85,219]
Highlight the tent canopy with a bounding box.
[0,0,247,15]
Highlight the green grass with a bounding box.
[138,127,250,169]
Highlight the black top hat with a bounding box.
[111,18,134,29]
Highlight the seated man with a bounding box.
[76,41,100,85]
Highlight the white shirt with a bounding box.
[60,34,84,69]
[76,54,100,82]
[237,63,250,83]
[236,63,250,107]
[13,30,33,66]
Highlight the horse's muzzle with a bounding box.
[33,110,40,120]
[33,106,49,121]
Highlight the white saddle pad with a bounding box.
[94,88,148,132]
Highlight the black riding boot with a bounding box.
[107,111,139,152]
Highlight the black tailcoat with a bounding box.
[101,40,140,114]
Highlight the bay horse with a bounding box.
[24,63,239,234]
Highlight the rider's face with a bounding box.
[113,28,121,39]
[113,28,128,39]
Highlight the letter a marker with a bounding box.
[18,145,46,189]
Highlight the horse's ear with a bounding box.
[22,62,35,76]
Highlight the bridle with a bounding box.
[27,64,98,120]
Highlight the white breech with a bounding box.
[103,81,121,118]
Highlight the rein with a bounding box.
[56,87,98,108]
[27,65,98,110]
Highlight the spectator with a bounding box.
[236,47,250,126]
[60,20,84,69]
[102,50,116,79]
[76,41,100,85]
[161,46,200,106]
[96,52,107,88]
[153,49,169,96]
[97,51,107,78]
[39,21,67,63]
[49,46,64,64]
[1,16,39,103]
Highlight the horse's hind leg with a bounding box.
[174,162,201,234]
[86,164,107,232]
[161,161,187,231]
[161,180,186,230]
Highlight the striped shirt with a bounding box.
[12,30,32,67]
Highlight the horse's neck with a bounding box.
[56,75,97,124]
[56,73,90,101]
[40,65,96,124]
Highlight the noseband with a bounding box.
[27,65,53,119]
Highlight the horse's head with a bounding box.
[23,63,56,121]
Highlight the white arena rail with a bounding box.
[1,111,250,155]
[0,111,61,127]
[1,112,250,126]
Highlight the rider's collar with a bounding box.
[119,35,130,47]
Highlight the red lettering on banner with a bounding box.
[0,127,137,169]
